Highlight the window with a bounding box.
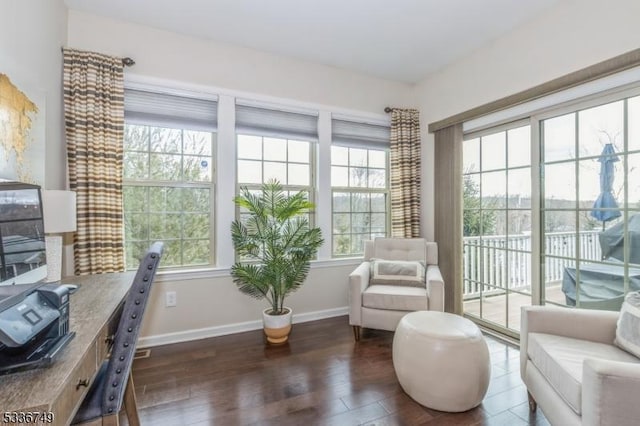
[540,94,640,309]
[235,103,317,223]
[123,88,217,269]
[463,123,532,333]
[331,119,390,256]
[237,135,312,189]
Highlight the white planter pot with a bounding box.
[262,307,292,344]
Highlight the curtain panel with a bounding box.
[389,108,421,238]
[434,124,463,314]
[63,48,125,275]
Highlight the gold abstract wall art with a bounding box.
[0,73,44,185]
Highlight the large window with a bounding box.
[121,87,391,271]
[331,119,390,256]
[235,103,317,224]
[123,89,217,270]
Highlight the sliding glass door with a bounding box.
[462,86,640,337]
[540,94,640,310]
[462,123,532,336]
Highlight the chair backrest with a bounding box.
[364,238,438,265]
[101,242,164,416]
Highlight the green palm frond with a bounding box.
[230,179,324,313]
[230,263,273,304]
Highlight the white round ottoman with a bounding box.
[392,311,490,412]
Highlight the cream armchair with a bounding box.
[521,306,640,426]
[349,238,445,341]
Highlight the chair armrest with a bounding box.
[520,306,618,377]
[348,262,370,326]
[521,306,618,343]
[426,264,444,312]
[582,357,640,426]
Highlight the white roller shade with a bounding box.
[235,104,318,141]
[332,119,390,149]
[124,88,218,132]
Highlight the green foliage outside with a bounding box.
[230,180,324,315]
[123,124,213,269]
[331,191,387,256]
[463,174,496,237]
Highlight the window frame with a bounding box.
[122,123,217,271]
[330,145,391,257]
[121,79,392,274]
[535,85,640,307]
[235,133,318,230]
[462,120,532,334]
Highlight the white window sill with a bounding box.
[154,257,363,282]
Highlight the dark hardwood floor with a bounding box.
[131,316,549,425]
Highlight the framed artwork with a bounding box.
[0,72,45,186]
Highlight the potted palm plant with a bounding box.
[231,180,324,344]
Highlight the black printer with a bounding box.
[0,283,75,374]
[0,181,75,374]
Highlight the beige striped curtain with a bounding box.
[63,48,125,275]
[390,108,421,238]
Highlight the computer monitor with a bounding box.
[0,181,47,287]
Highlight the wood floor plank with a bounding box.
[509,401,552,426]
[485,370,524,398]
[377,391,437,424]
[131,315,547,425]
[421,408,490,426]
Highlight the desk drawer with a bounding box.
[51,341,98,426]
[97,302,123,362]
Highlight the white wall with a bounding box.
[66,10,413,344]
[66,10,412,114]
[139,262,358,347]
[0,0,68,188]
[415,0,640,240]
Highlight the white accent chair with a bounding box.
[348,238,445,341]
[521,306,640,426]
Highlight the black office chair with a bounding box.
[72,242,164,426]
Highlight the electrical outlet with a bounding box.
[165,291,177,307]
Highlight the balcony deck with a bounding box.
[463,283,566,331]
[462,230,602,333]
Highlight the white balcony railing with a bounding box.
[463,230,601,299]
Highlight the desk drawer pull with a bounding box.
[105,334,115,346]
[76,378,90,390]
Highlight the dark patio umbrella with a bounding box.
[591,143,621,229]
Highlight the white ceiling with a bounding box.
[64,0,563,84]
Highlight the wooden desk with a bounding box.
[0,272,134,426]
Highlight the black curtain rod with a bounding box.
[384,107,393,113]
[60,47,135,67]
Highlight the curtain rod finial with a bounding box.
[122,57,135,67]
[384,107,393,113]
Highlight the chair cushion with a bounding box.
[615,291,640,357]
[372,238,426,262]
[363,285,428,311]
[370,259,425,288]
[528,332,640,415]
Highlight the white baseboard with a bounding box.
[137,306,349,348]
[292,306,349,324]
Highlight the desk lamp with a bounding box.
[43,190,77,282]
